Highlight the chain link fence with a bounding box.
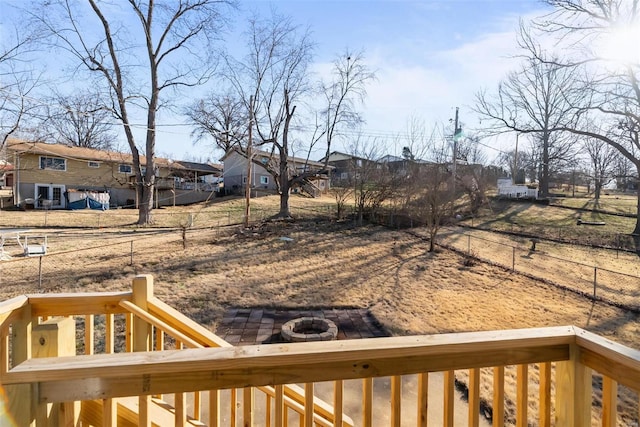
[435,230,640,311]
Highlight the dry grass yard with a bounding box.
[0,193,639,425]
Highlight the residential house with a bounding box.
[221,147,331,197]
[320,151,381,184]
[0,160,12,189]
[6,139,222,209]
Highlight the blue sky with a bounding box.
[1,0,550,163]
[174,0,550,162]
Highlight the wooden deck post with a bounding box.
[32,316,79,426]
[555,344,592,427]
[6,304,34,426]
[132,274,154,427]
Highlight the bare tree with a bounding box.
[404,126,457,252]
[314,50,376,166]
[185,90,247,153]
[514,1,640,234]
[349,136,394,226]
[33,0,234,224]
[38,91,115,150]
[583,136,618,201]
[0,26,40,151]
[475,52,580,197]
[223,11,314,218]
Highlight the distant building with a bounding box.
[221,148,331,197]
[497,178,539,199]
[6,139,221,209]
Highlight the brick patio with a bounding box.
[215,308,390,345]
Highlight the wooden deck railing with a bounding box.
[1,274,639,426]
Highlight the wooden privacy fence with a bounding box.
[1,275,639,426]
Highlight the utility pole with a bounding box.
[244,95,254,228]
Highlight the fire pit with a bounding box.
[281,317,338,342]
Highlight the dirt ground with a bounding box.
[0,195,639,425]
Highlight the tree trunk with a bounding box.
[594,179,602,202]
[137,184,153,225]
[540,132,550,198]
[634,180,640,236]
[279,176,290,218]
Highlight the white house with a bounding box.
[497,178,539,199]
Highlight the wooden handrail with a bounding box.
[574,327,640,390]
[5,326,575,403]
[27,292,132,317]
[0,295,28,327]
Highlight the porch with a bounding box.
[1,274,639,426]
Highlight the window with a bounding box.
[242,176,247,184]
[119,164,132,174]
[260,157,268,164]
[88,161,100,168]
[39,156,66,171]
[340,172,349,180]
[260,176,269,185]
[356,159,363,168]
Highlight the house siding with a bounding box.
[8,141,219,208]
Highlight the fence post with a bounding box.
[38,256,43,290]
[512,247,516,271]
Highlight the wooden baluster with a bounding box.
[103,397,117,427]
[539,362,551,427]
[417,373,428,427]
[468,369,480,427]
[444,370,455,427]
[104,313,116,427]
[125,312,133,353]
[209,390,220,427]
[275,385,284,427]
[333,380,343,427]
[493,366,504,427]
[602,376,617,427]
[194,391,202,422]
[85,314,94,355]
[243,387,254,427]
[517,364,528,427]
[175,340,187,427]
[153,327,164,400]
[362,378,373,427]
[265,394,272,427]
[231,388,237,427]
[391,376,401,427]
[304,383,314,427]
[105,313,114,354]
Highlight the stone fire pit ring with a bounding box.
[281,317,338,342]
